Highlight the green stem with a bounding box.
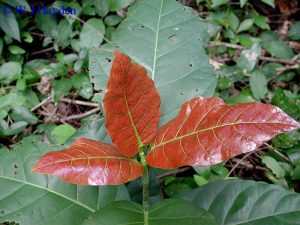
[139,150,149,225]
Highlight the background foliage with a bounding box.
[0,0,300,224]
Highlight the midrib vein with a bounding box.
[121,63,143,147]
[151,0,163,81]
[151,121,295,149]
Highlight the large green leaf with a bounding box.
[184,179,300,225]
[66,118,111,145]
[0,136,129,225]
[82,199,218,225]
[90,0,216,123]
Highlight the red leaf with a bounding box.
[146,97,300,169]
[32,138,143,185]
[103,51,160,157]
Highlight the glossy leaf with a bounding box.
[0,136,130,225]
[103,51,160,157]
[184,179,300,225]
[147,97,300,169]
[32,138,143,185]
[90,0,216,124]
[82,199,218,225]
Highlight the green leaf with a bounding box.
[264,40,294,59]
[0,120,27,136]
[57,19,72,46]
[82,199,218,225]
[0,92,26,109]
[80,18,105,49]
[0,136,130,225]
[237,19,254,33]
[71,73,93,99]
[291,165,300,180]
[0,6,20,41]
[164,183,193,197]
[35,14,57,37]
[237,44,261,71]
[240,0,248,7]
[184,179,300,225]
[253,14,270,30]
[228,12,239,31]
[21,32,33,43]
[51,124,77,144]
[194,175,208,186]
[16,78,26,91]
[249,70,268,100]
[211,0,230,8]
[272,131,299,149]
[11,106,38,125]
[108,0,133,11]
[2,0,31,11]
[288,22,300,41]
[0,62,22,84]
[260,31,279,45]
[104,15,123,26]
[0,39,3,55]
[271,88,300,117]
[52,78,73,102]
[261,0,275,8]
[66,118,110,146]
[8,45,26,54]
[90,0,216,124]
[261,156,286,178]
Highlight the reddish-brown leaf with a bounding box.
[32,138,143,185]
[146,97,300,169]
[103,51,160,157]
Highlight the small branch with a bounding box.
[59,107,101,121]
[207,42,244,50]
[259,56,299,65]
[31,47,55,56]
[60,97,99,107]
[207,42,300,65]
[264,143,290,162]
[157,167,190,179]
[226,152,254,178]
[268,64,300,81]
[31,96,52,112]
[229,158,268,172]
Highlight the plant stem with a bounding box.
[139,150,149,225]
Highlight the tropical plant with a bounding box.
[31,51,300,224]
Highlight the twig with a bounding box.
[259,56,299,65]
[207,42,300,65]
[31,47,55,56]
[264,143,290,162]
[59,107,101,121]
[30,32,45,37]
[60,97,99,107]
[207,42,244,50]
[226,152,254,178]
[229,158,268,172]
[268,64,300,81]
[157,167,190,179]
[31,96,52,112]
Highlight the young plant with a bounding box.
[32,51,300,223]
